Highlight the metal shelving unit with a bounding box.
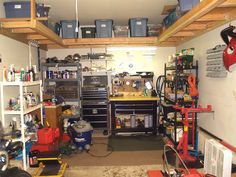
[162,60,198,146]
[0,81,43,170]
[41,63,82,115]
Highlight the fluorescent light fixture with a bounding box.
[107,46,157,52]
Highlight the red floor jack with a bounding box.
[173,104,212,163]
[147,144,214,177]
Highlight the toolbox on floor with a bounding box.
[179,0,200,13]
[95,19,113,38]
[4,1,49,18]
[61,20,79,39]
[113,26,129,37]
[129,18,148,37]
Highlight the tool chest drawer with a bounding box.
[82,107,108,115]
[110,100,158,135]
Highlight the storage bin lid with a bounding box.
[129,17,148,21]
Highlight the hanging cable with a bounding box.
[28,40,39,68]
[75,0,79,35]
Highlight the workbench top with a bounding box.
[109,95,160,101]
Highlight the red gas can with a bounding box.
[37,128,60,144]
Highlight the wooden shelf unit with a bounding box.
[0,0,235,49]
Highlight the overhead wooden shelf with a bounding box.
[0,0,235,49]
[48,37,161,49]
[158,0,236,45]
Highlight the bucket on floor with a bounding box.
[67,120,93,150]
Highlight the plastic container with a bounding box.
[68,120,93,149]
[81,27,96,38]
[148,24,161,37]
[15,141,33,160]
[163,8,181,29]
[61,20,79,39]
[179,0,200,13]
[129,18,148,37]
[30,141,59,152]
[37,128,60,144]
[113,26,129,37]
[95,19,113,38]
[3,1,48,18]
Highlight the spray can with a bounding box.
[3,66,7,82]
[149,115,153,127]
[130,114,136,128]
[144,115,149,128]
[20,68,25,81]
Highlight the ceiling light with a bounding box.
[107,46,157,52]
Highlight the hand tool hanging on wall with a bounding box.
[221,25,236,72]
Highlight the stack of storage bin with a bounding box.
[113,26,129,37]
[3,1,61,36]
[81,27,96,38]
[4,1,47,18]
[129,18,148,37]
[95,19,113,38]
[60,20,79,39]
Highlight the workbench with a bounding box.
[110,96,160,135]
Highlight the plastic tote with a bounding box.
[129,18,148,37]
[4,1,49,18]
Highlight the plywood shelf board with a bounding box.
[11,28,36,33]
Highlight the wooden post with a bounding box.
[30,0,36,21]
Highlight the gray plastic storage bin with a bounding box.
[61,20,79,39]
[129,18,148,37]
[81,27,96,38]
[4,1,48,18]
[179,0,200,13]
[95,19,113,38]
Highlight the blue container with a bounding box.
[74,130,93,149]
[61,20,79,39]
[4,1,48,18]
[95,19,113,38]
[179,0,200,13]
[163,8,180,28]
[42,21,61,36]
[129,18,148,37]
[15,141,33,161]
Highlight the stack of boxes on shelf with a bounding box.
[3,1,61,35]
[3,2,162,38]
[57,18,161,39]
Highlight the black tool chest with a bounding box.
[81,86,109,133]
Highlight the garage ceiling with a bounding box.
[35,0,177,25]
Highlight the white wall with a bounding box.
[0,34,46,126]
[0,0,4,18]
[177,20,236,149]
[47,47,176,87]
